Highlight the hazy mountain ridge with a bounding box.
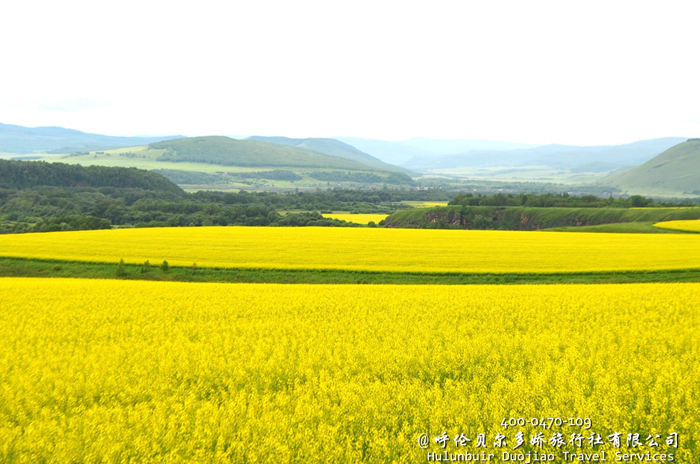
[401,138,687,172]
[0,123,181,154]
[337,137,535,165]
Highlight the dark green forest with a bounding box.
[0,159,181,193]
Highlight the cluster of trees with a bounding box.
[307,171,414,185]
[188,189,450,212]
[231,170,303,181]
[32,215,112,232]
[153,169,304,185]
[448,192,688,208]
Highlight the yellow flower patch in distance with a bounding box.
[321,213,388,224]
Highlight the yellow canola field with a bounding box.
[1,226,699,273]
[0,278,697,462]
[654,219,700,232]
[321,213,388,224]
[402,201,450,207]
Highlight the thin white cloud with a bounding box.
[32,97,109,113]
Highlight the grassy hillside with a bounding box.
[0,122,179,154]
[247,136,411,174]
[151,136,377,170]
[42,139,415,189]
[544,222,694,233]
[605,139,700,195]
[383,205,700,230]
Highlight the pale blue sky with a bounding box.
[1,0,698,145]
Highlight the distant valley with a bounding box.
[1,122,697,197]
[3,131,415,190]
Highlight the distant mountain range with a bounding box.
[1,122,685,175]
[333,137,693,181]
[2,122,696,196]
[605,139,700,195]
[394,138,687,172]
[337,137,535,165]
[0,123,181,154]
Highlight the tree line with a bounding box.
[448,192,693,208]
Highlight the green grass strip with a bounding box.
[544,222,700,233]
[1,257,699,284]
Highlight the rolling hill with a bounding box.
[247,136,411,174]
[42,136,415,189]
[0,122,180,154]
[605,139,700,195]
[151,136,381,170]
